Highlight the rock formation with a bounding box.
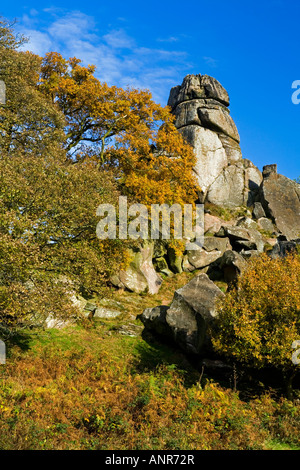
[168,74,262,208]
[108,74,300,298]
[139,273,225,355]
[259,164,300,241]
[139,71,300,351]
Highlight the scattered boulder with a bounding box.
[139,305,173,338]
[253,202,266,220]
[118,242,162,294]
[204,213,234,234]
[257,217,275,234]
[91,298,124,319]
[153,256,171,274]
[167,247,183,274]
[219,250,247,284]
[0,80,5,105]
[139,273,225,355]
[216,225,265,253]
[268,238,300,259]
[203,236,232,254]
[182,255,195,272]
[236,216,258,231]
[93,307,122,319]
[188,248,223,269]
[259,164,300,240]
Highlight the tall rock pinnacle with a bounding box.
[168,74,262,208]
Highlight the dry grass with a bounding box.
[0,315,299,450]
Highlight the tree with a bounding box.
[0,21,127,331]
[0,18,201,331]
[0,24,65,155]
[39,52,200,208]
[211,252,300,398]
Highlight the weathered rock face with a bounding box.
[168,74,262,207]
[139,273,224,355]
[259,164,300,241]
[168,74,230,109]
[206,160,262,208]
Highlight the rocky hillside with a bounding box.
[136,74,300,356]
[110,74,300,297]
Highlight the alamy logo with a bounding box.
[0,80,6,106]
[291,80,300,104]
[292,340,300,365]
[0,340,5,365]
[96,196,204,250]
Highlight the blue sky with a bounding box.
[1,0,300,179]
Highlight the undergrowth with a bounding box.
[0,317,299,450]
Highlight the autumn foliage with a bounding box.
[0,18,200,330]
[39,51,200,207]
[211,252,300,395]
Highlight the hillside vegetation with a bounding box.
[0,273,300,451]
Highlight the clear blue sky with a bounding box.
[1,0,300,179]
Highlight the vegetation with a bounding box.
[1,309,300,451]
[0,18,199,331]
[211,253,300,399]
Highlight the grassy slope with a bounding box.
[0,272,299,450]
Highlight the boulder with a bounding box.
[236,216,258,231]
[182,255,195,272]
[139,273,225,355]
[257,217,275,233]
[188,248,223,269]
[268,238,300,259]
[259,165,300,240]
[92,298,124,319]
[140,305,172,338]
[203,236,232,254]
[45,315,73,329]
[165,274,225,354]
[119,242,162,294]
[93,307,122,319]
[0,81,5,105]
[153,256,169,272]
[204,213,234,234]
[167,247,183,274]
[119,265,149,294]
[219,250,247,284]
[216,225,265,253]
[253,202,266,220]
